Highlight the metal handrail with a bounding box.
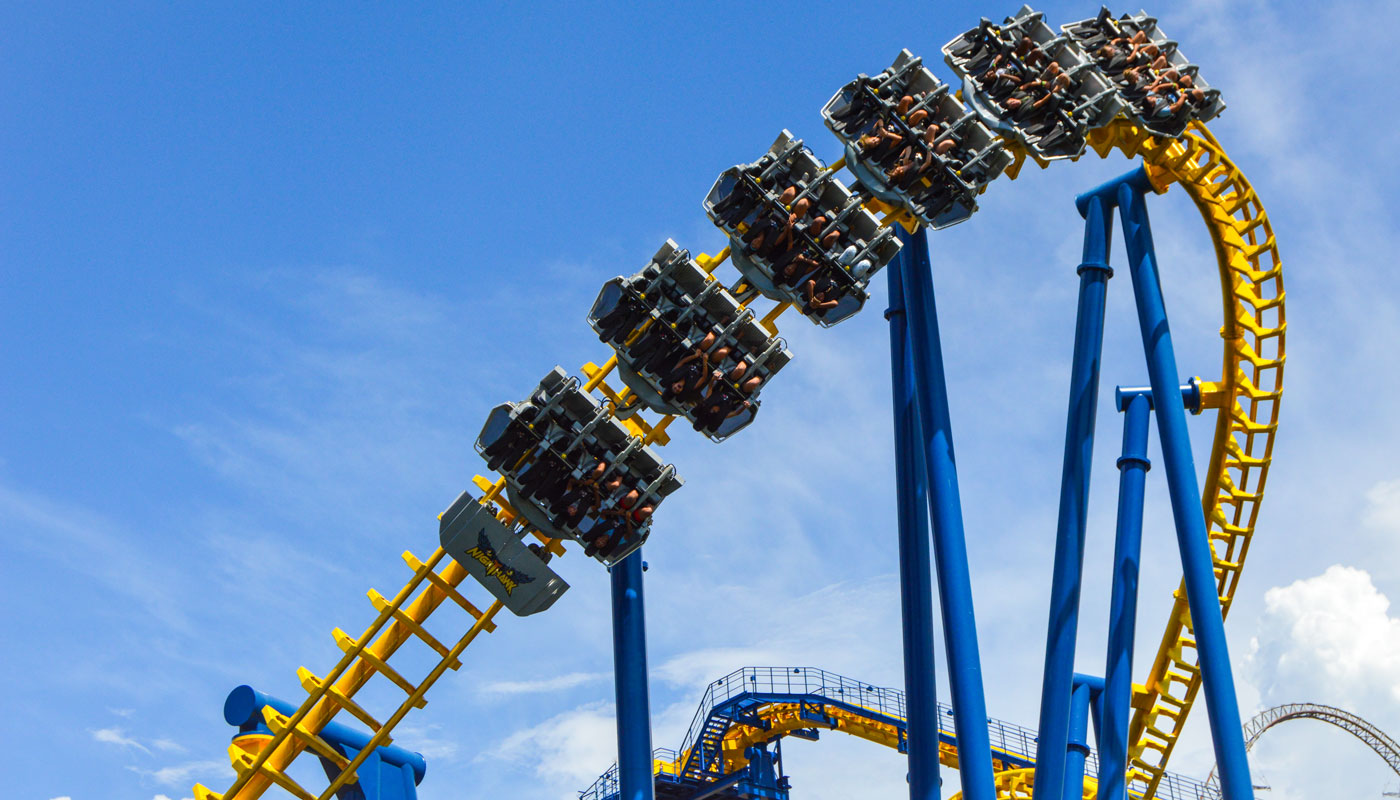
[579,666,1222,800]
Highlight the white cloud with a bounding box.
[652,576,905,695]
[48,796,73,800]
[1239,566,1400,799]
[127,760,230,788]
[1364,478,1400,532]
[487,702,619,797]
[92,726,152,755]
[0,486,191,632]
[394,723,461,762]
[1247,565,1400,709]
[478,671,607,697]
[153,795,195,800]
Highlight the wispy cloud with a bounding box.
[394,723,461,762]
[1364,479,1400,534]
[478,671,607,697]
[127,760,231,788]
[0,484,191,632]
[92,727,153,755]
[152,738,187,754]
[486,702,619,796]
[167,268,496,531]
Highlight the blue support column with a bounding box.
[887,253,941,800]
[1033,189,1115,800]
[1064,675,1101,800]
[1116,169,1253,800]
[896,226,995,800]
[1098,388,1152,800]
[611,551,655,800]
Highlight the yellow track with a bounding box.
[192,117,1281,800]
[956,768,1097,800]
[667,701,1046,779]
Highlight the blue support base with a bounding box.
[222,686,426,800]
[611,552,656,800]
[316,747,420,800]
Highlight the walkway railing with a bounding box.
[578,666,1220,800]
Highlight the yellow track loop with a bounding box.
[657,120,1282,800]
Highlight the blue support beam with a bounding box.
[222,686,425,800]
[1116,168,1253,800]
[896,225,996,800]
[1033,189,1114,800]
[887,252,941,800]
[1064,676,1098,800]
[1098,388,1152,800]
[611,551,655,800]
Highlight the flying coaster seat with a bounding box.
[587,240,794,441]
[822,50,1011,229]
[475,366,683,565]
[1061,7,1225,139]
[944,6,1125,161]
[702,131,900,327]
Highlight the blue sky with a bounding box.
[3,2,1399,799]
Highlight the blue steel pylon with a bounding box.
[611,551,655,800]
[1033,166,1254,800]
[888,226,997,800]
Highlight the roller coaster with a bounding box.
[1205,703,1400,793]
[190,7,1288,800]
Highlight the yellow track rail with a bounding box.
[194,548,504,800]
[688,701,1041,778]
[952,768,1098,800]
[192,116,1281,800]
[191,251,787,800]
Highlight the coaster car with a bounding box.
[1061,7,1225,138]
[474,367,683,565]
[587,240,793,441]
[439,490,569,616]
[822,50,1010,229]
[944,6,1125,161]
[702,131,902,327]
